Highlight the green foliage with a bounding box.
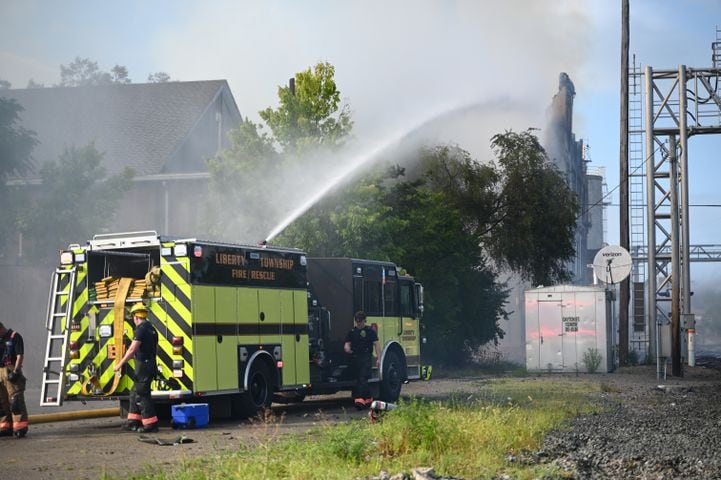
[15,143,134,264]
[582,348,603,373]
[115,379,600,480]
[279,134,578,365]
[259,61,353,155]
[205,62,352,240]
[208,63,579,366]
[26,79,45,89]
[59,57,131,86]
[0,97,37,181]
[205,119,281,238]
[627,349,639,365]
[488,130,579,286]
[320,422,374,464]
[147,72,171,83]
[0,97,37,254]
[279,159,509,365]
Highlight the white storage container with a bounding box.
[525,285,615,373]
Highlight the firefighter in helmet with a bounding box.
[114,302,159,433]
[344,311,381,409]
[0,321,28,438]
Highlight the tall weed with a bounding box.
[120,378,600,480]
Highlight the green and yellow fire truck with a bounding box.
[41,231,424,418]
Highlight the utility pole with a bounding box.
[618,0,630,366]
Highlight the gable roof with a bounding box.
[1,80,241,178]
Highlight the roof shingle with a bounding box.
[1,80,236,178]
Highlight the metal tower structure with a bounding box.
[629,34,721,376]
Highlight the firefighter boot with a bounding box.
[137,422,159,433]
[0,430,12,437]
[121,421,141,432]
[13,428,27,438]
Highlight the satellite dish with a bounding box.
[593,245,632,284]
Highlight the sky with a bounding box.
[1,0,720,284]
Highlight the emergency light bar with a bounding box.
[59,251,74,265]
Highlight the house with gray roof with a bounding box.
[2,80,242,244]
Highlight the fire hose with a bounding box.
[81,277,132,396]
[28,407,120,424]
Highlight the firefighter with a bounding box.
[0,321,28,438]
[114,303,159,433]
[344,311,380,409]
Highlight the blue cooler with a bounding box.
[171,403,209,429]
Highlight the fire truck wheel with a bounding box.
[379,350,403,402]
[232,362,273,418]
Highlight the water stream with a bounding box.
[264,101,498,242]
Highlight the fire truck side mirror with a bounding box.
[415,283,424,318]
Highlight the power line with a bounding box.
[578,142,661,220]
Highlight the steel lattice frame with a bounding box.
[642,65,721,363]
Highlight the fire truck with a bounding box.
[40,231,424,418]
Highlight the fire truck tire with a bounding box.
[379,350,403,402]
[232,362,273,418]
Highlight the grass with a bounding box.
[115,378,601,480]
[430,361,526,379]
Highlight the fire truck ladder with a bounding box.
[40,267,77,406]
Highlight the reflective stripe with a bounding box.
[13,420,28,429]
[127,413,142,421]
[0,422,11,429]
[142,416,159,425]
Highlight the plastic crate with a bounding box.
[171,403,209,429]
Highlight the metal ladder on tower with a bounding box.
[40,267,77,406]
[629,55,648,356]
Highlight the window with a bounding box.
[353,277,364,313]
[400,281,414,316]
[364,280,382,315]
[383,280,398,316]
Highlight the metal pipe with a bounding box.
[678,65,693,368]
[29,407,120,425]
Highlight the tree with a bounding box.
[15,143,134,264]
[59,57,131,86]
[208,64,577,365]
[0,80,10,90]
[279,132,579,364]
[206,62,353,241]
[0,98,37,181]
[418,133,579,286]
[0,97,37,255]
[26,79,45,88]
[147,72,171,83]
[110,65,131,84]
[487,130,579,285]
[205,119,281,239]
[278,160,509,365]
[259,62,353,156]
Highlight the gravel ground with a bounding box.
[536,359,721,480]
[11,364,721,479]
